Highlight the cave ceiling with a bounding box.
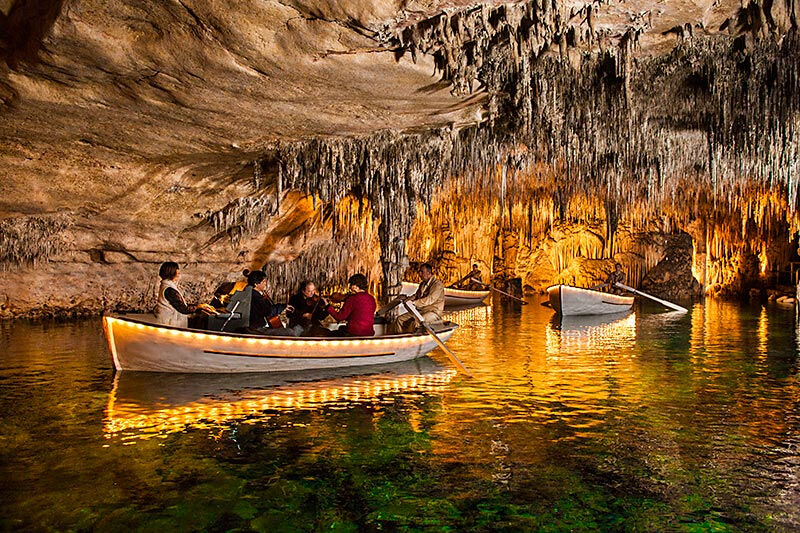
[1,0,798,267]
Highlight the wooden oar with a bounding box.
[403,302,472,377]
[489,285,528,304]
[376,296,405,317]
[615,282,688,313]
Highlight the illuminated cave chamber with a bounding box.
[279,2,800,300]
[1,0,799,318]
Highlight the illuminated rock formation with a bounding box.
[1,0,798,317]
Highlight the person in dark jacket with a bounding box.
[455,263,485,290]
[287,280,329,336]
[246,270,297,336]
[592,263,626,294]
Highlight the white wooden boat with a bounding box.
[400,281,490,307]
[103,314,458,373]
[546,284,634,316]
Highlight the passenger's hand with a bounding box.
[196,303,217,315]
[285,305,295,313]
[302,312,312,320]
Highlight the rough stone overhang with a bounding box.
[3,0,784,214]
[1,0,798,268]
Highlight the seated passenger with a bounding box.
[287,280,329,336]
[243,270,297,336]
[155,261,197,327]
[325,274,376,337]
[393,263,444,333]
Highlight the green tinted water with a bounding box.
[1,299,798,531]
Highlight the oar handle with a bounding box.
[402,302,471,377]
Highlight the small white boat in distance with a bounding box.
[401,282,490,307]
[547,285,634,316]
[103,314,458,373]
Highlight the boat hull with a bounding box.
[547,285,634,316]
[400,282,490,307]
[103,314,457,373]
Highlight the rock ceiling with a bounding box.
[0,0,798,279]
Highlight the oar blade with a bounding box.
[402,302,471,377]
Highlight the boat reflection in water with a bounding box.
[545,310,688,356]
[443,302,493,324]
[105,357,456,440]
[546,312,637,356]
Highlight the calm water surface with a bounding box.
[1,299,799,531]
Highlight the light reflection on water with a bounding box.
[105,361,457,440]
[1,299,799,531]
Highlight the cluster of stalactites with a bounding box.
[380,0,800,215]
[239,2,800,294]
[261,196,382,301]
[275,128,524,293]
[406,157,799,289]
[205,196,279,243]
[382,0,584,96]
[0,213,72,267]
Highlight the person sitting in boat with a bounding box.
[287,280,330,336]
[242,270,297,336]
[592,263,626,294]
[393,263,445,333]
[325,273,376,337]
[455,263,485,290]
[155,261,198,327]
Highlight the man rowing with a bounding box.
[592,262,626,294]
[454,263,485,290]
[392,263,445,333]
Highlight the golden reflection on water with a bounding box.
[758,305,769,359]
[105,363,456,440]
[5,305,800,530]
[545,312,637,357]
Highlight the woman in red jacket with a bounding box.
[326,273,376,337]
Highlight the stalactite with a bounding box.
[261,196,381,302]
[205,196,279,243]
[0,214,72,267]
[209,2,800,297]
[382,2,800,218]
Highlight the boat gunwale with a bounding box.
[444,288,490,298]
[444,291,490,299]
[105,314,458,343]
[401,281,489,299]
